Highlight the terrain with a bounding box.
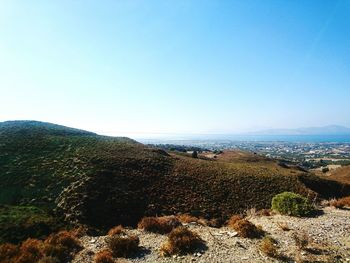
[73,207,350,262]
[1,121,350,245]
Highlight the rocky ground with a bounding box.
[73,207,350,263]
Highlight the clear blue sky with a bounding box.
[1,0,349,137]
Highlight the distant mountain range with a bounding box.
[249,125,350,136]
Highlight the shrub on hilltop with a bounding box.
[271,192,314,217]
[160,227,204,256]
[137,216,181,234]
[94,249,115,263]
[329,196,350,209]
[229,219,264,238]
[106,234,139,258]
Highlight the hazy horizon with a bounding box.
[1,0,350,135]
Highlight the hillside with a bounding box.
[325,165,350,185]
[1,121,350,244]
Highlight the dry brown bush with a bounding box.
[0,243,19,263]
[160,226,204,256]
[137,216,181,234]
[95,249,115,263]
[330,196,350,208]
[107,234,139,258]
[14,238,44,263]
[259,236,278,258]
[227,215,243,228]
[108,225,125,236]
[43,230,82,262]
[229,219,264,238]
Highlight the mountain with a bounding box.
[250,125,350,136]
[0,120,349,244]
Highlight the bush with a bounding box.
[259,236,278,258]
[43,230,82,262]
[329,196,350,209]
[0,243,18,262]
[107,225,125,236]
[95,249,115,263]
[227,215,243,228]
[177,214,199,224]
[271,192,314,217]
[229,219,264,238]
[16,238,44,263]
[138,216,181,234]
[160,226,204,256]
[107,234,139,258]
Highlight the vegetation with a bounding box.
[94,249,115,263]
[329,196,350,208]
[107,225,125,236]
[160,227,204,256]
[226,215,243,228]
[0,205,59,244]
[137,216,181,234]
[259,236,279,258]
[1,121,349,244]
[106,234,140,258]
[228,219,264,238]
[0,229,81,263]
[271,192,314,217]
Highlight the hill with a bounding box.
[325,165,350,185]
[1,121,349,243]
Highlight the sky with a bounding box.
[0,0,349,137]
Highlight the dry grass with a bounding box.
[42,230,82,262]
[107,234,139,258]
[227,215,243,228]
[229,219,264,238]
[0,231,81,263]
[329,196,350,209]
[0,243,18,263]
[137,216,181,234]
[108,225,125,236]
[95,249,115,263]
[160,226,204,256]
[16,238,44,262]
[277,222,291,231]
[259,236,278,258]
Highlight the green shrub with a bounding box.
[271,192,314,217]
